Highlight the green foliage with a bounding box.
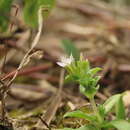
[79,84,99,99]
[65,57,101,99]
[103,94,122,114]
[23,0,39,28]
[62,39,80,60]
[0,0,55,32]
[23,0,55,28]
[64,110,96,122]
[63,125,97,130]
[115,95,126,120]
[97,105,105,119]
[63,93,129,130]
[60,56,130,130]
[103,120,130,130]
[0,0,13,32]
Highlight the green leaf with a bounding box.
[103,120,130,130]
[23,0,55,28]
[98,105,105,119]
[62,125,97,130]
[23,0,39,27]
[79,85,99,99]
[0,0,13,32]
[88,67,102,76]
[116,95,126,120]
[64,75,74,83]
[77,60,90,74]
[103,94,121,114]
[64,110,96,122]
[62,39,80,60]
[91,76,101,88]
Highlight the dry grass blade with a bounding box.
[7,7,43,87]
[0,7,44,120]
[36,69,65,128]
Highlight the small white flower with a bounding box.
[57,54,74,67]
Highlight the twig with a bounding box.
[1,63,52,81]
[38,116,51,130]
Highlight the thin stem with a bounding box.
[7,7,43,88]
[90,97,97,114]
[90,97,102,129]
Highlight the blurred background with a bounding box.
[0,0,130,129]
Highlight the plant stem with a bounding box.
[90,97,102,129]
[90,98,97,114]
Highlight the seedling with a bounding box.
[57,55,130,130]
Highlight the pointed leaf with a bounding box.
[116,95,126,119]
[103,120,130,130]
[98,105,105,118]
[64,110,96,122]
[103,94,121,114]
[89,67,102,76]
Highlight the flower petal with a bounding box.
[57,62,66,67]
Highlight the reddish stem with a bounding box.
[1,63,53,81]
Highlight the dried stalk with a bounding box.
[7,7,43,87]
[0,7,43,120]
